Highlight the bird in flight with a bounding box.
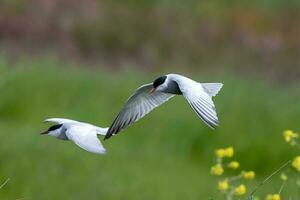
[104,74,223,140]
[41,118,108,155]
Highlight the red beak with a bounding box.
[149,87,156,94]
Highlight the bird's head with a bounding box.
[149,75,167,94]
[40,124,63,137]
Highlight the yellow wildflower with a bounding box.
[266,194,280,200]
[215,148,225,158]
[211,164,224,176]
[283,130,298,143]
[218,179,229,192]
[292,156,300,171]
[228,161,240,169]
[242,171,255,180]
[224,147,234,157]
[280,173,288,181]
[234,184,246,196]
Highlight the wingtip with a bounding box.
[211,122,220,130]
[207,123,216,130]
[204,117,219,130]
[211,121,220,130]
[211,125,218,130]
[103,134,111,140]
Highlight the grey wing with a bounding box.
[176,80,220,129]
[104,83,174,139]
[187,95,219,129]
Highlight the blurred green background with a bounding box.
[0,0,300,199]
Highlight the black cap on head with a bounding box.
[40,124,63,135]
[153,76,167,88]
[48,124,63,132]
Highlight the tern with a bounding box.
[104,74,223,139]
[41,118,108,154]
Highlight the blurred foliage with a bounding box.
[0,58,300,199]
[0,0,28,14]
[0,0,299,80]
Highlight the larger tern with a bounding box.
[105,74,223,139]
[41,118,108,154]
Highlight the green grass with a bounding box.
[0,58,300,199]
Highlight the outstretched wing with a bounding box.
[66,125,106,155]
[176,80,221,129]
[105,83,174,139]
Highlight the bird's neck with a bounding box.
[164,80,182,95]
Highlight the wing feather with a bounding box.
[172,78,221,129]
[66,125,106,154]
[105,83,174,139]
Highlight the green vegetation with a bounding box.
[0,58,299,199]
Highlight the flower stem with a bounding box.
[0,178,10,190]
[249,160,291,197]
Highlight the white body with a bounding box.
[44,118,108,155]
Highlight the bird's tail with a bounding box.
[202,83,223,97]
[95,127,109,136]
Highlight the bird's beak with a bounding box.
[149,87,156,94]
[40,131,48,135]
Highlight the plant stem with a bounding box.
[249,160,291,197]
[0,178,10,190]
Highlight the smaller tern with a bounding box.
[105,73,223,140]
[41,118,108,155]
